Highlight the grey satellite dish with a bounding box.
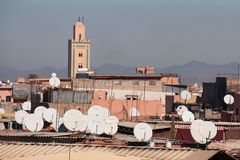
[181,90,191,101]
[25,114,44,132]
[88,105,109,118]
[134,123,152,142]
[130,107,140,117]
[0,108,5,114]
[49,76,61,88]
[88,117,105,135]
[176,105,188,116]
[63,109,84,131]
[224,94,234,105]
[22,101,31,111]
[199,121,217,140]
[190,119,207,144]
[182,111,195,122]
[34,106,47,118]
[43,108,58,123]
[15,110,28,125]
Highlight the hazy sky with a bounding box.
[1,0,240,70]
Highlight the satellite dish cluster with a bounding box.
[190,120,217,144]
[0,80,11,86]
[15,103,119,136]
[176,105,195,122]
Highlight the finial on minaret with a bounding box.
[78,16,81,22]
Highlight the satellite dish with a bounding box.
[0,108,5,114]
[224,94,234,105]
[88,117,105,135]
[130,107,140,117]
[134,123,152,142]
[190,119,207,144]
[199,121,217,140]
[49,77,61,88]
[6,80,10,85]
[63,109,84,131]
[15,110,28,124]
[104,122,118,135]
[51,72,57,77]
[105,115,119,124]
[88,105,109,118]
[0,81,2,86]
[181,90,191,101]
[176,105,188,116]
[34,106,47,118]
[165,141,172,148]
[25,114,44,132]
[43,108,58,123]
[22,101,31,111]
[182,111,195,122]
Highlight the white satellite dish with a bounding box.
[43,108,58,123]
[88,105,109,118]
[224,94,234,105]
[0,108,5,114]
[22,101,31,111]
[199,121,217,140]
[63,109,84,131]
[182,111,195,122]
[0,81,2,86]
[25,114,44,132]
[134,123,153,142]
[88,117,105,135]
[190,119,207,144]
[176,105,188,116]
[6,80,10,85]
[130,107,140,117]
[105,115,119,124]
[181,90,191,101]
[51,72,57,77]
[34,106,47,118]
[49,77,61,88]
[104,122,118,135]
[15,110,28,124]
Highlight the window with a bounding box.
[78,64,83,68]
[79,53,83,57]
[149,80,156,86]
[132,81,139,86]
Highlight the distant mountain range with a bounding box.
[0,61,239,85]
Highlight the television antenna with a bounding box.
[134,123,152,142]
[25,114,44,132]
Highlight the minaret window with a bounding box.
[78,64,83,68]
[79,53,83,57]
[79,34,81,41]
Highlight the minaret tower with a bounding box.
[68,17,91,78]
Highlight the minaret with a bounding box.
[68,17,91,78]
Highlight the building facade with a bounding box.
[68,18,91,78]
